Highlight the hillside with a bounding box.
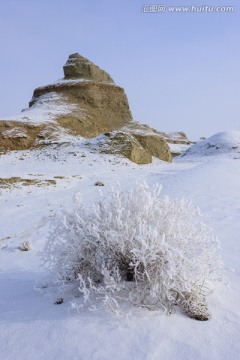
[0,53,192,163]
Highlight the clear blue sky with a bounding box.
[0,0,239,140]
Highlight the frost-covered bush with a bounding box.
[42,182,222,316]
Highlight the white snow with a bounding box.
[52,78,117,87]
[167,142,191,155]
[1,92,80,125]
[53,78,91,85]
[2,127,28,139]
[165,131,187,141]
[184,131,240,157]
[0,132,240,359]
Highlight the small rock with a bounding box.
[18,241,31,251]
[54,298,64,305]
[95,181,105,186]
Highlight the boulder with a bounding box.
[121,122,194,158]
[100,132,152,164]
[133,134,172,162]
[63,53,114,83]
[121,122,172,162]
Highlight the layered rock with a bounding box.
[163,132,194,157]
[99,131,152,165]
[120,122,172,162]
[0,121,44,151]
[120,122,193,158]
[63,53,114,83]
[161,131,191,145]
[89,121,172,164]
[29,53,132,138]
[0,53,175,164]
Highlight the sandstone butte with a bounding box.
[0,53,191,164]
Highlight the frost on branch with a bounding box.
[41,182,222,319]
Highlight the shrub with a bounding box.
[42,182,222,317]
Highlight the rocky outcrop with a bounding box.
[120,122,192,158]
[100,131,152,164]
[120,122,172,162]
[0,53,175,164]
[0,121,44,151]
[162,132,195,157]
[29,53,132,138]
[91,121,172,165]
[161,131,192,145]
[63,53,114,83]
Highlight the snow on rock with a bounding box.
[52,78,117,87]
[165,131,189,143]
[2,127,28,139]
[4,92,80,125]
[184,131,240,157]
[168,143,191,156]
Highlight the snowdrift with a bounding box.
[184,131,240,157]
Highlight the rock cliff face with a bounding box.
[63,53,114,82]
[120,122,172,162]
[102,132,153,165]
[0,53,177,164]
[29,53,132,138]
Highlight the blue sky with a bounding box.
[0,0,239,140]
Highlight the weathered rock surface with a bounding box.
[162,132,194,157]
[0,53,186,163]
[162,131,191,145]
[120,122,193,158]
[100,131,152,164]
[29,53,132,138]
[0,121,43,151]
[121,122,172,162]
[63,53,114,83]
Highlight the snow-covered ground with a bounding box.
[0,132,240,360]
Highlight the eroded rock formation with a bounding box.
[0,53,181,164]
[29,53,132,138]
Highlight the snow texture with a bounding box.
[1,92,80,125]
[184,131,240,157]
[168,142,191,154]
[2,127,28,138]
[0,131,240,360]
